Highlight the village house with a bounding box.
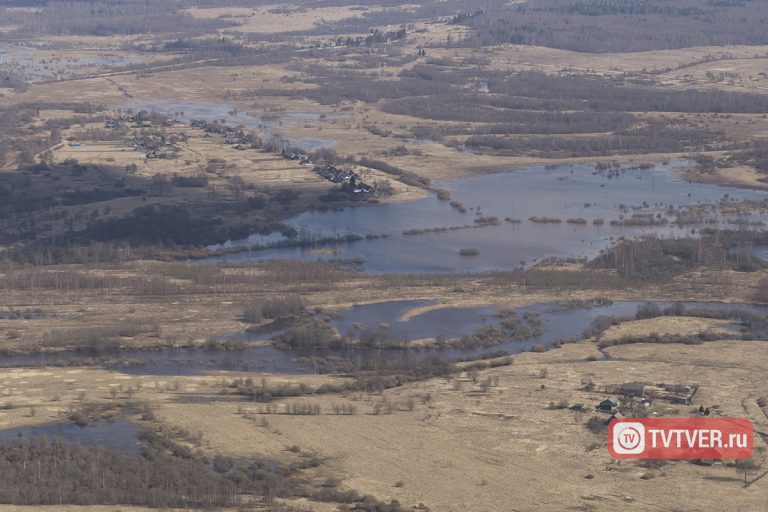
[283,150,310,162]
[133,135,162,151]
[314,164,356,183]
[353,183,374,194]
[312,164,375,194]
[596,397,620,412]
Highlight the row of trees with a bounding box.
[242,295,306,323]
[393,65,768,114]
[1,0,233,36]
[588,231,768,279]
[0,416,408,508]
[728,140,768,174]
[454,0,768,52]
[0,436,240,507]
[278,60,768,157]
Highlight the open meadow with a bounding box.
[0,1,767,511]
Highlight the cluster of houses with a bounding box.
[280,151,375,195]
[132,135,170,159]
[595,381,698,419]
[593,382,720,466]
[190,119,258,150]
[106,113,375,196]
[103,118,123,130]
[313,163,374,194]
[105,114,179,130]
[313,163,354,183]
[283,151,312,165]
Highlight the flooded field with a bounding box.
[123,99,339,150]
[0,343,308,376]
[1,300,762,376]
[0,45,143,81]
[206,161,768,273]
[333,299,498,341]
[0,419,142,453]
[753,244,768,262]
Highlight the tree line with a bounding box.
[453,0,768,52]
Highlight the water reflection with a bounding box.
[0,420,142,453]
[204,161,768,273]
[0,300,763,376]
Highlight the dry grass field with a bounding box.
[1,1,768,510]
[0,334,763,511]
[4,24,767,184]
[184,4,421,35]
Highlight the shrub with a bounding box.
[635,302,662,320]
[586,416,607,435]
[243,295,306,322]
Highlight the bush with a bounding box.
[243,295,306,322]
[635,302,662,320]
[586,416,607,435]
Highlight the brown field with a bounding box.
[1,2,768,511]
[1,257,766,351]
[0,334,764,511]
[184,4,420,35]
[4,26,767,184]
[598,316,737,344]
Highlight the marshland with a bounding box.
[1,1,768,511]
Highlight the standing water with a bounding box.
[205,161,768,273]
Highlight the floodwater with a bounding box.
[752,244,768,262]
[0,46,142,81]
[204,161,768,273]
[0,343,309,376]
[0,419,142,453]
[0,300,762,376]
[277,299,765,369]
[333,299,499,341]
[122,99,338,150]
[1,311,48,320]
